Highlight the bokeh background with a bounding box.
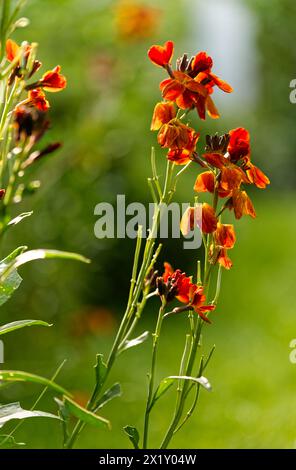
[1,0,296,449]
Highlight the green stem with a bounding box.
[66,161,178,449]
[160,317,203,449]
[143,298,166,449]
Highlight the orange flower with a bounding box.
[228,189,256,219]
[209,223,236,270]
[6,39,31,62]
[157,119,194,149]
[202,203,218,233]
[244,163,270,189]
[167,129,199,165]
[194,171,215,193]
[39,66,66,92]
[159,71,208,119]
[25,89,50,112]
[203,152,248,193]
[159,50,232,119]
[190,51,233,94]
[216,248,233,270]
[148,40,174,68]
[188,284,215,323]
[180,203,217,235]
[161,263,215,323]
[194,170,231,198]
[159,263,192,303]
[151,101,176,130]
[214,222,236,249]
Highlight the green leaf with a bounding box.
[94,354,107,392]
[123,425,140,449]
[0,319,51,336]
[0,402,60,428]
[95,383,121,410]
[119,331,149,353]
[0,247,89,306]
[166,375,212,391]
[150,378,174,410]
[8,211,33,227]
[0,248,90,284]
[0,247,27,307]
[0,370,70,396]
[0,434,25,448]
[63,396,110,430]
[54,397,70,445]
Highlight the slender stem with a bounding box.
[143,298,166,449]
[160,317,203,449]
[66,160,182,448]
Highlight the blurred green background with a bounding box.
[1,0,296,449]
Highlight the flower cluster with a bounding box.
[157,262,215,323]
[5,39,67,173]
[148,41,270,273]
[6,39,66,112]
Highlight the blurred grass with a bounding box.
[2,194,296,449]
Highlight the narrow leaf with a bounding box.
[94,354,107,391]
[95,383,121,410]
[0,370,70,396]
[63,396,110,429]
[8,211,33,227]
[167,375,212,391]
[0,319,51,336]
[123,425,140,449]
[120,331,149,353]
[0,402,60,428]
[151,378,174,409]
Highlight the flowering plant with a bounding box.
[66,40,269,449]
[0,2,269,450]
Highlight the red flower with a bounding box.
[227,127,250,163]
[39,66,67,92]
[188,284,215,323]
[151,101,176,130]
[25,89,50,112]
[160,71,209,119]
[190,51,233,96]
[148,40,174,67]
[161,263,215,323]
[167,128,199,165]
